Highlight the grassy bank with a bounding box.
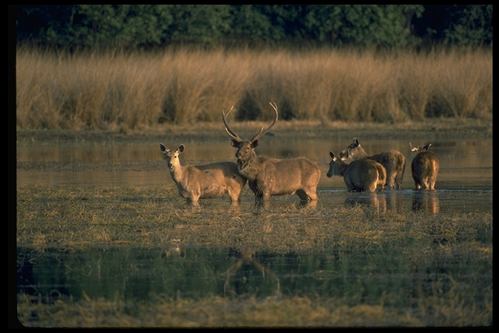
[15,117,493,149]
[15,46,492,130]
[17,293,491,327]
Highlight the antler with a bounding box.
[222,106,242,142]
[249,102,279,142]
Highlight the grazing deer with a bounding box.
[160,144,247,207]
[222,102,321,207]
[327,151,386,192]
[409,142,439,190]
[339,138,406,190]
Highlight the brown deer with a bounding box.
[160,144,247,207]
[222,102,321,207]
[339,138,406,190]
[327,151,386,192]
[409,142,439,190]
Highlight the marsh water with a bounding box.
[16,137,492,316]
[17,138,492,213]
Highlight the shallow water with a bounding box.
[16,138,492,190]
[16,138,492,213]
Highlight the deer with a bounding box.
[339,138,406,190]
[409,142,439,190]
[222,102,321,207]
[160,143,247,207]
[327,150,386,192]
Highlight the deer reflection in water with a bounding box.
[224,248,280,298]
[412,191,440,213]
[161,239,186,259]
[344,191,406,214]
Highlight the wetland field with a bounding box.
[14,121,492,327]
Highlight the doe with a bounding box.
[327,151,386,192]
[160,144,247,207]
[340,138,406,190]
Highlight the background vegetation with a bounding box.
[16,5,492,49]
[14,5,493,130]
[15,5,493,130]
[16,45,492,130]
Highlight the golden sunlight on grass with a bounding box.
[16,46,492,130]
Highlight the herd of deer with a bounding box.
[160,103,440,208]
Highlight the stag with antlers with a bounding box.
[222,102,321,207]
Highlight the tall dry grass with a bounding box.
[15,45,492,130]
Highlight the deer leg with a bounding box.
[187,193,201,207]
[227,188,240,204]
[254,194,264,207]
[388,174,397,190]
[262,192,271,202]
[429,176,437,190]
[385,174,393,189]
[395,178,401,190]
[295,189,309,201]
[300,188,318,201]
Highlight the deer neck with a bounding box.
[352,148,368,160]
[336,160,348,176]
[237,151,262,181]
[169,164,184,183]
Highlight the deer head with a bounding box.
[222,102,279,160]
[409,142,432,153]
[160,144,185,170]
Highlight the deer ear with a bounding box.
[230,140,239,147]
[160,143,167,153]
[178,144,185,153]
[329,151,335,159]
[251,140,259,148]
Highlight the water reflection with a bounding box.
[254,198,318,210]
[343,191,406,214]
[16,138,492,190]
[412,191,440,213]
[224,248,280,298]
[162,239,186,259]
[17,244,491,313]
[344,193,387,214]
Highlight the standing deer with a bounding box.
[409,142,439,190]
[222,102,321,207]
[160,143,247,207]
[339,138,406,190]
[327,151,386,192]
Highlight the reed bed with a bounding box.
[15,46,492,130]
